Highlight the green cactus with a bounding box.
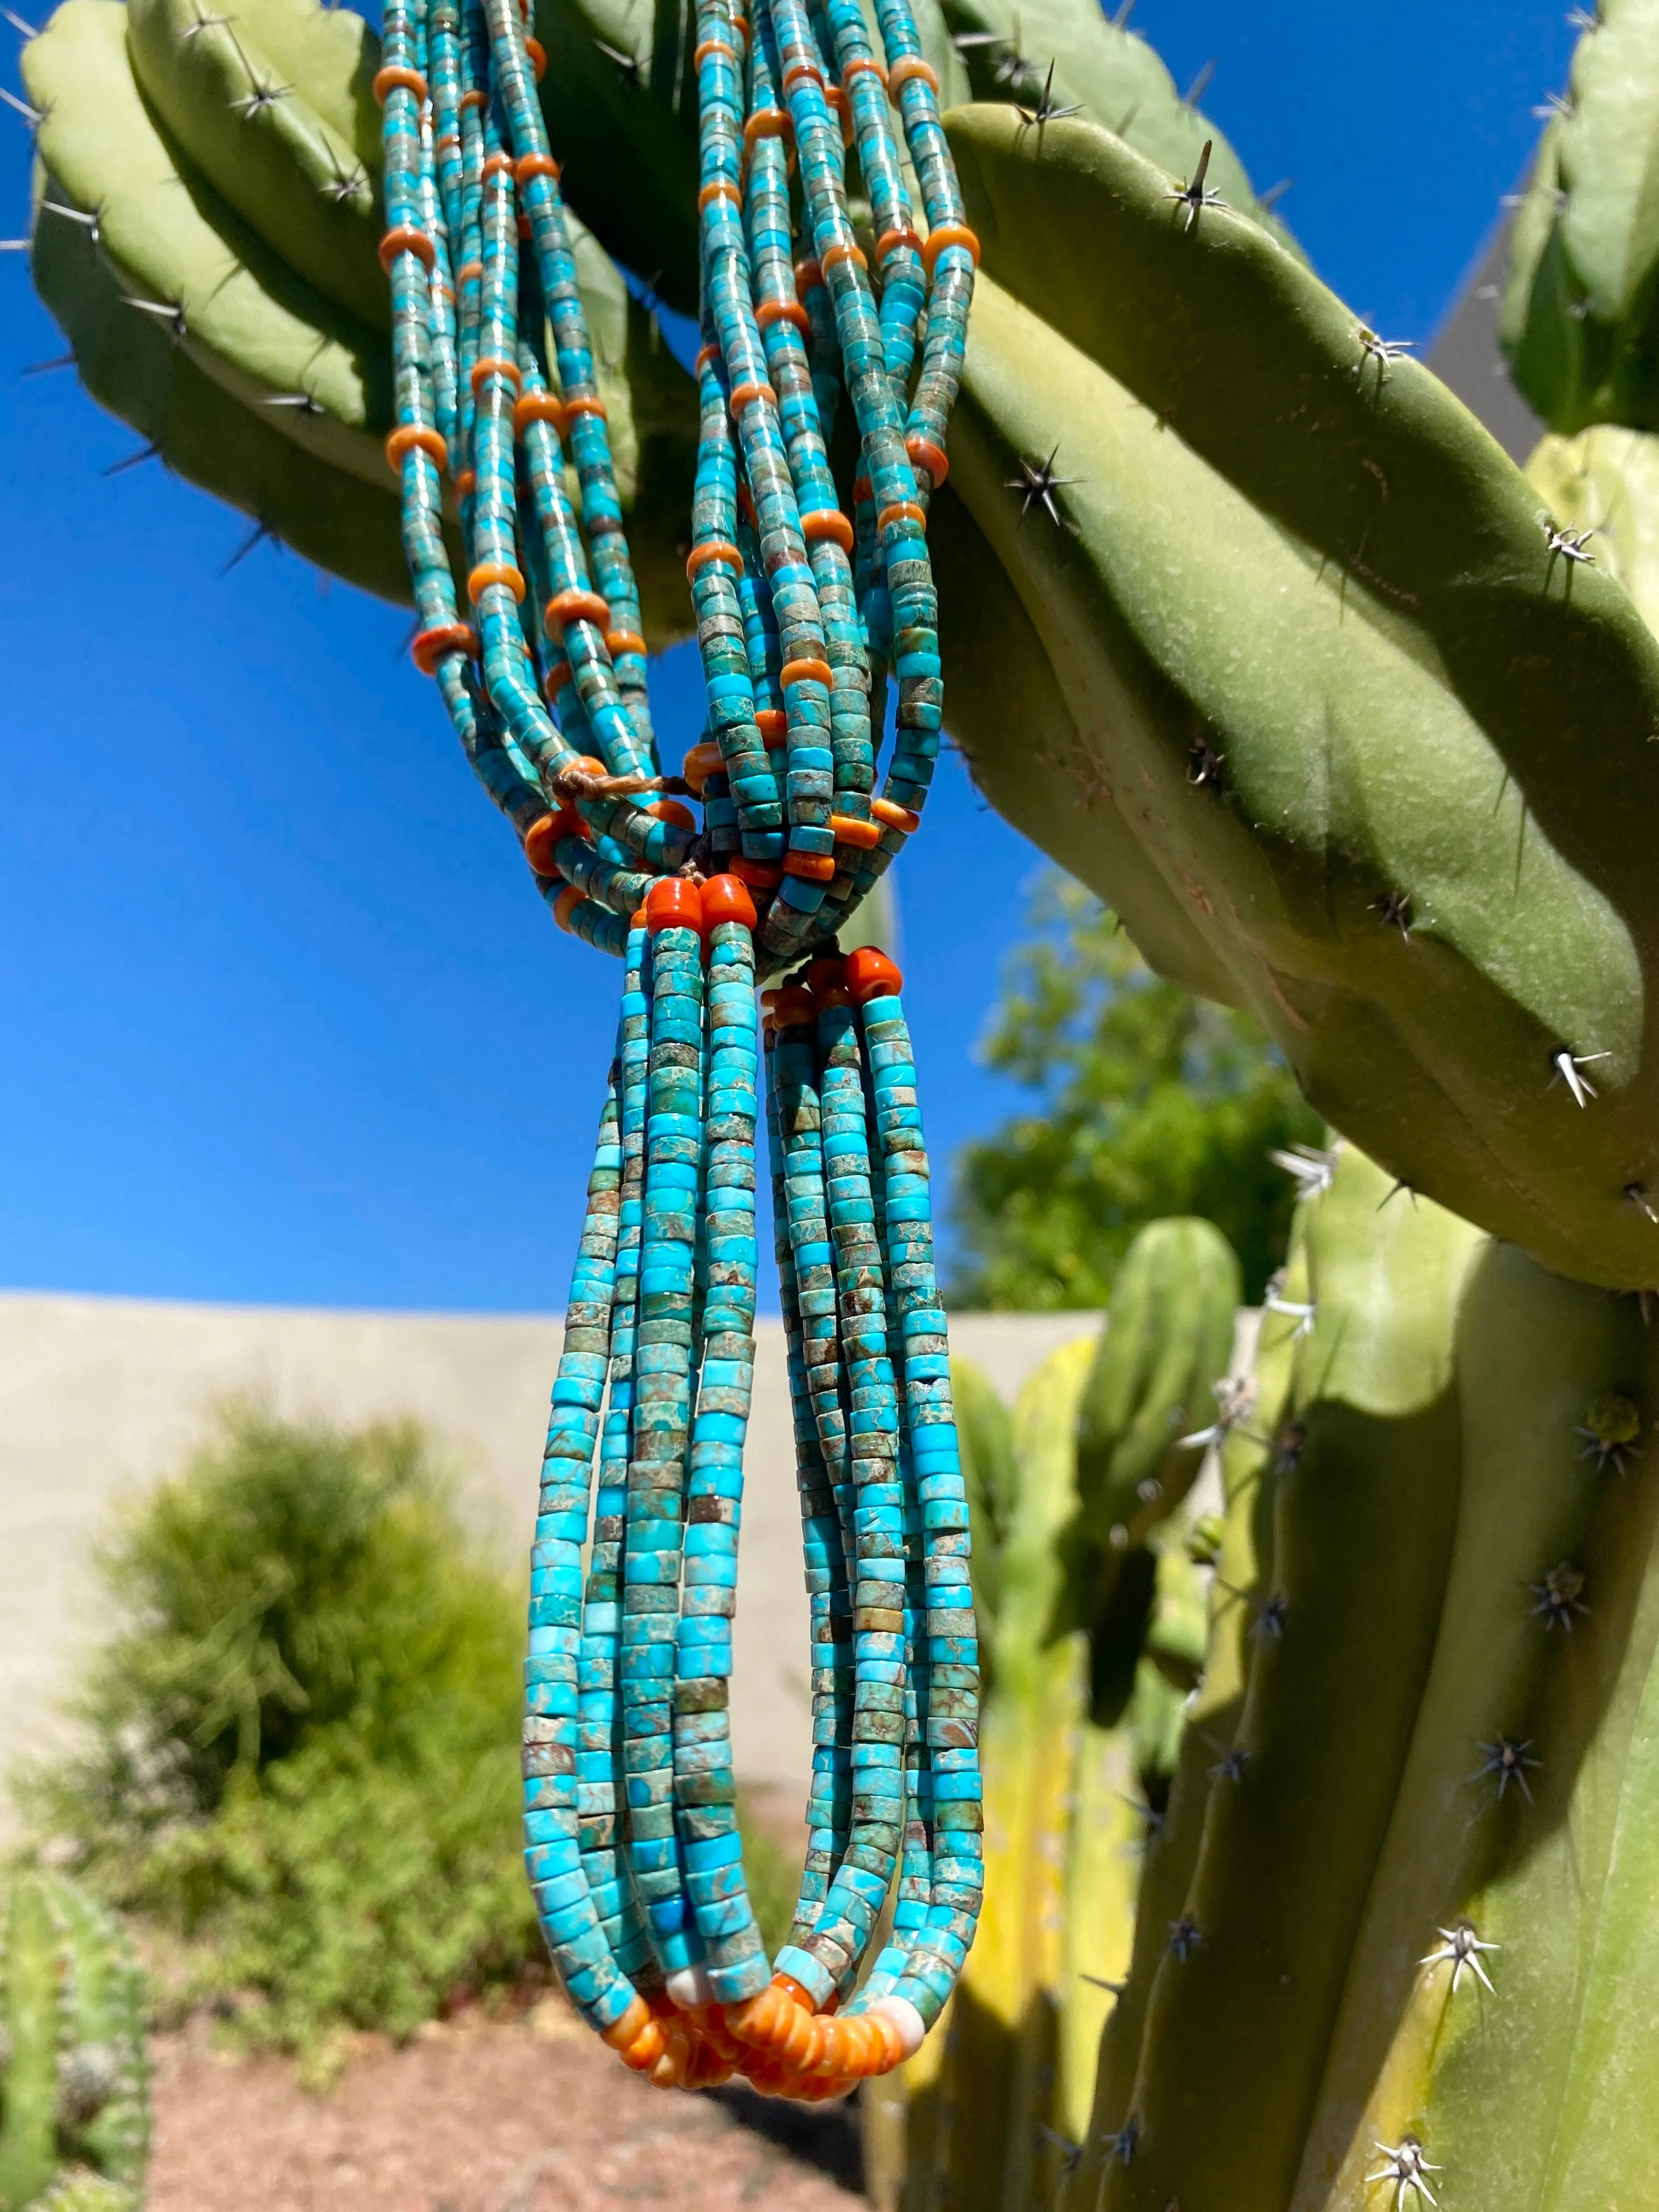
[0,1877,149,2212]
[1502,0,1659,434]
[934,103,1659,1294]
[954,1355,1020,1661]
[1526,420,1659,636]
[938,0,1296,250]
[1074,1218,1240,1558]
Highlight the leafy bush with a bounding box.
[15,1408,535,2068]
[949,872,1322,1308]
[15,1406,803,2072]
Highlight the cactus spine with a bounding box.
[0,1878,149,2212]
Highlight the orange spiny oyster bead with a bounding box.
[726,1974,816,2062]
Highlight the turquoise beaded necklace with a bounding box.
[376,0,980,2096]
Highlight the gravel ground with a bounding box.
[146,2003,866,2212]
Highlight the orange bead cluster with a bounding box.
[597,1972,909,2097]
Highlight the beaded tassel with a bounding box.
[376,0,981,2101]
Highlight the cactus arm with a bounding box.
[49,1887,148,2196]
[1056,1721,1139,2151]
[200,0,381,165]
[24,0,393,486]
[29,169,417,601]
[1065,1283,1299,2212]
[1502,0,1659,435]
[1074,1217,1242,1562]
[928,494,1240,1005]
[126,0,386,327]
[1098,1146,1482,2212]
[933,103,1659,1291]
[953,1355,1020,1649]
[0,1883,64,2211]
[937,0,1293,250]
[1526,423,1659,638]
[1294,1245,1659,2208]
[923,1337,1092,2212]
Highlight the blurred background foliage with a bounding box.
[8,1405,795,2075]
[948,870,1321,1309]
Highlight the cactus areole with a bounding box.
[369,0,980,2097]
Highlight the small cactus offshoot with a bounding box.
[0,1875,149,2212]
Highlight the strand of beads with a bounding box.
[373,0,985,2107]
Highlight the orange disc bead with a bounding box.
[377,223,435,274]
[515,150,560,185]
[480,151,515,182]
[755,297,811,336]
[876,499,928,538]
[606,628,648,660]
[906,432,950,488]
[701,873,759,931]
[552,885,585,932]
[800,508,855,554]
[562,392,609,426]
[729,377,778,417]
[513,391,565,438]
[453,467,477,498]
[524,33,547,76]
[371,63,427,104]
[544,586,612,636]
[467,559,527,604]
[732,856,784,889]
[410,620,478,676]
[922,221,980,276]
[842,53,887,89]
[470,353,523,395]
[886,53,940,97]
[686,538,746,584]
[805,953,846,997]
[784,850,836,883]
[821,238,867,276]
[681,740,726,792]
[846,946,903,1002]
[830,811,882,849]
[644,877,704,934]
[871,795,920,833]
[754,708,787,749]
[875,224,923,266]
[779,656,834,691]
[771,984,815,1026]
[384,423,448,474]
[645,798,697,832]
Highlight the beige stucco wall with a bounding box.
[0,1294,1094,1802]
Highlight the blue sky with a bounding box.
[0,0,1576,1311]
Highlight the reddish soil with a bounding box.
[146,2003,865,2212]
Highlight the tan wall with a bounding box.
[0,1294,1094,1803]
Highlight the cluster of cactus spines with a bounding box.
[0,1876,149,2212]
[20,0,697,625]
[1502,0,1659,436]
[1525,421,1659,639]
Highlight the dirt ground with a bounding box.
[146,2002,866,2212]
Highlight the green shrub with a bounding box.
[949,871,1322,1308]
[15,1405,805,2072]
[14,1408,536,2067]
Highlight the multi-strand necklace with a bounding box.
[375,0,979,2099]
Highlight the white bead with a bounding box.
[868,1994,926,2058]
[665,1965,715,2011]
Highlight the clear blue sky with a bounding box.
[0,0,1575,1311]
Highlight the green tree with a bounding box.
[948,872,1322,1310]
